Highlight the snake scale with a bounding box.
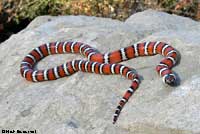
[20,41,178,124]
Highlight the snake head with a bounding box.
[163,73,176,86]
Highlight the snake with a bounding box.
[20,41,178,124]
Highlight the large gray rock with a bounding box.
[0,9,200,134]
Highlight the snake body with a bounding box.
[20,41,178,124]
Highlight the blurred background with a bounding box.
[0,0,199,43]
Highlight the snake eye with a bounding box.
[164,74,176,86]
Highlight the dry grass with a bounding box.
[0,0,199,40]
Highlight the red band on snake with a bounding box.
[20,41,178,124]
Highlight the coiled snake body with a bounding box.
[20,41,178,124]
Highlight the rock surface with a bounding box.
[0,9,200,134]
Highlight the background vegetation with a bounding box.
[0,0,199,42]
